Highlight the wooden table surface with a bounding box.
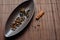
[0,0,60,40]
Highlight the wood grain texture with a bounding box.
[0,0,60,40]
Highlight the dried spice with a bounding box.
[15,17,21,23]
[11,23,16,28]
[10,23,17,31]
[20,8,30,18]
[36,10,44,20]
[16,22,21,27]
[25,10,30,18]
[20,8,25,13]
[20,17,25,22]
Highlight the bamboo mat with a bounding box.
[0,0,60,40]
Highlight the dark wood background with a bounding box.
[0,0,60,40]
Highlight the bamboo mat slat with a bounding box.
[0,0,60,40]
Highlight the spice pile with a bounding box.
[11,8,30,31]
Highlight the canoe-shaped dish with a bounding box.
[5,0,34,37]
